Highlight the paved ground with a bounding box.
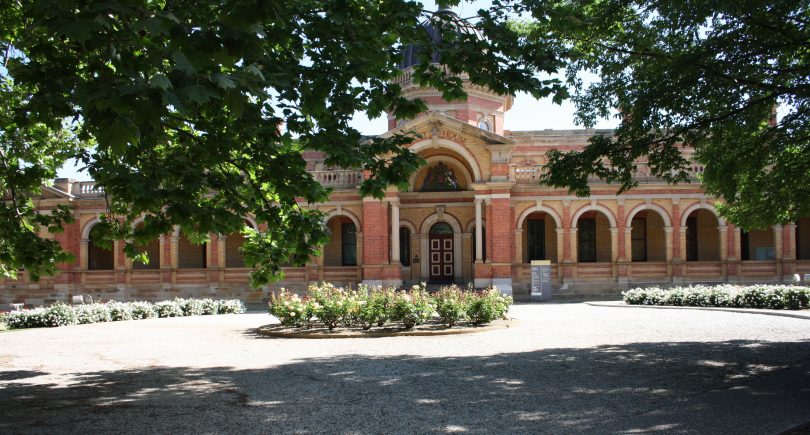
[1,303,809,434]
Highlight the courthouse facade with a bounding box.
[3,25,810,306]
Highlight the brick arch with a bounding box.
[625,203,672,228]
[419,212,463,234]
[516,205,563,230]
[680,202,725,227]
[399,219,417,234]
[324,209,361,233]
[409,138,482,182]
[571,204,617,228]
[80,217,104,241]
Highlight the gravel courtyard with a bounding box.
[1,303,809,434]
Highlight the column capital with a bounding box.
[663,226,673,234]
[717,225,728,232]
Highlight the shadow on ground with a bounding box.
[1,340,809,434]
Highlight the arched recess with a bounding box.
[682,208,721,261]
[225,220,260,268]
[408,155,473,192]
[571,204,617,229]
[419,212,463,281]
[573,207,614,263]
[797,217,810,260]
[176,229,207,269]
[323,211,360,267]
[409,138,483,182]
[625,203,671,263]
[740,227,776,261]
[131,218,161,270]
[84,219,114,271]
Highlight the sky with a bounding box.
[56,0,618,180]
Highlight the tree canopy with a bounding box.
[512,0,809,229]
[2,0,807,284]
[0,0,562,285]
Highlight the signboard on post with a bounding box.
[530,260,552,301]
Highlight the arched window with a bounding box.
[88,225,114,270]
[400,227,411,266]
[478,118,492,131]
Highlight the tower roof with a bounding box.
[399,9,481,70]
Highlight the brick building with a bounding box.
[4,16,810,306]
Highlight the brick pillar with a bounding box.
[671,200,683,280]
[361,198,397,286]
[490,194,513,295]
[783,224,797,280]
[773,225,783,281]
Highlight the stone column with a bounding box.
[420,233,429,280]
[664,226,674,279]
[475,198,483,262]
[514,229,523,264]
[718,225,728,280]
[390,200,400,265]
[79,239,89,270]
[555,228,565,266]
[610,227,619,279]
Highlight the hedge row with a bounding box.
[269,283,513,330]
[2,298,246,330]
[623,285,810,310]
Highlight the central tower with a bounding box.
[388,10,513,135]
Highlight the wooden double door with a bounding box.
[429,222,454,282]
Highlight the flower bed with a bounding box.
[268,283,513,332]
[3,298,246,330]
[623,285,810,310]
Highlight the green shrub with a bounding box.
[154,301,184,318]
[108,301,133,321]
[216,299,246,314]
[466,288,512,325]
[309,283,349,330]
[5,308,48,329]
[75,303,112,324]
[434,285,469,327]
[269,290,312,327]
[623,284,810,310]
[177,298,205,316]
[391,287,435,330]
[356,286,392,330]
[199,298,219,315]
[43,303,77,327]
[129,301,157,319]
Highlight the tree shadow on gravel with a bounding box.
[1,340,809,434]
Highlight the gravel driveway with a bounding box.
[1,303,809,434]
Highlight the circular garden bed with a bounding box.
[264,283,513,338]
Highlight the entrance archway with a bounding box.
[429,222,454,283]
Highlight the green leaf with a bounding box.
[148,74,173,91]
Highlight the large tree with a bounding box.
[0,0,563,285]
[512,0,809,229]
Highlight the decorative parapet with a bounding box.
[73,181,105,197]
[311,170,363,189]
[511,162,706,186]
